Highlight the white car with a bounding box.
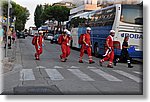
[44,33,54,40]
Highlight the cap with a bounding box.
[110,30,115,34]
[86,27,91,31]
[39,31,43,33]
[64,29,68,33]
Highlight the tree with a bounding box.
[41,5,70,30]
[34,4,43,28]
[2,1,30,31]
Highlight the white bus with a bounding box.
[68,4,143,58]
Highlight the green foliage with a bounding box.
[2,1,30,31]
[40,5,70,25]
[34,5,43,28]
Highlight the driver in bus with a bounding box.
[120,15,124,22]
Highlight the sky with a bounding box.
[12,0,142,29]
[12,0,62,29]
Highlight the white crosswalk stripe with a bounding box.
[68,69,94,81]
[90,69,122,81]
[20,68,142,83]
[133,71,142,75]
[87,66,96,69]
[53,66,63,68]
[20,69,35,81]
[70,66,80,68]
[113,70,142,83]
[45,69,64,80]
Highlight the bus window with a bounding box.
[89,7,116,27]
[121,5,143,25]
[70,13,89,28]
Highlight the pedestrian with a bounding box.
[79,27,95,64]
[99,30,115,68]
[114,36,133,68]
[59,30,71,62]
[3,26,7,48]
[0,25,4,46]
[12,30,16,44]
[7,28,12,49]
[33,31,44,60]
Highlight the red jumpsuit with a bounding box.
[35,35,43,60]
[60,35,71,61]
[101,35,114,65]
[79,33,93,62]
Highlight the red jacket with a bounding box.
[83,33,91,45]
[35,36,43,46]
[62,35,71,45]
[106,35,113,48]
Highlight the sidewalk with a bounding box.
[0,40,23,94]
[1,41,18,74]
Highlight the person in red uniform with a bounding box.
[99,30,115,68]
[79,27,95,64]
[34,31,44,60]
[59,30,71,62]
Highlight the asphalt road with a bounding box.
[2,36,143,95]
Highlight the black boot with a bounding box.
[128,63,133,68]
[114,61,117,66]
[114,58,119,66]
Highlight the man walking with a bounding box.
[99,30,115,68]
[59,30,71,62]
[79,27,95,64]
[34,31,43,60]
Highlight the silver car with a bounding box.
[44,33,54,40]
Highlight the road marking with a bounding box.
[68,69,94,81]
[70,66,80,68]
[87,66,96,69]
[113,70,142,83]
[20,69,35,81]
[36,66,46,69]
[45,69,64,80]
[133,71,142,75]
[90,69,122,82]
[53,66,63,69]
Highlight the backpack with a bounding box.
[78,34,85,45]
[58,35,63,44]
[32,36,37,45]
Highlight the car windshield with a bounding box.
[20,32,24,35]
[47,33,53,36]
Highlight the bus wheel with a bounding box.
[94,44,99,58]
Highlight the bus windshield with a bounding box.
[121,5,143,25]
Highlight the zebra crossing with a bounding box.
[20,66,143,83]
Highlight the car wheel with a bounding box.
[94,44,99,58]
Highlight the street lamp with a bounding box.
[5,0,12,57]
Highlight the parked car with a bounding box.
[24,32,28,37]
[51,34,61,44]
[18,32,25,39]
[44,33,54,40]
